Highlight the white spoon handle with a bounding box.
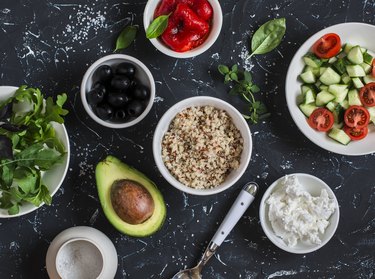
[211,182,258,247]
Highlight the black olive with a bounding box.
[126,100,145,117]
[113,109,128,122]
[131,85,150,100]
[110,75,131,90]
[95,103,114,120]
[116,62,136,79]
[107,92,130,108]
[87,85,106,105]
[94,65,113,83]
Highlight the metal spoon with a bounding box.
[171,182,258,279]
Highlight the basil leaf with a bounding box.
[146,14,170,39]
[115,25,138,52]
[250,18,286,56]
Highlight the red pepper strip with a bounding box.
[155,0,213,22]
[161,3,210,52]
[154,0,177,18]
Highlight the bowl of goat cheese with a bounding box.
[259,173,339,254]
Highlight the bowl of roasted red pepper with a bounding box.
[144,0,222,58]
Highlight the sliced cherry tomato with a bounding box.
[308,108,334,132]
[359,82,375,107]
[344,105,370,128]
[372,59,375,78]
[344,125,368,141]
[312,33,341,59]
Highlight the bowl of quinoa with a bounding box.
[153,96,252,195]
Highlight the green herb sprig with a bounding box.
[218,18,286,124]
[218,65,270,123]
[146,14,170,39]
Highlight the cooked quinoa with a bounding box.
[161,106,243,189]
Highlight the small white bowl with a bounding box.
[153,96,252,195]
[143,0,223,58]
[46,226,118,279]
[259,173,340,254]
[0,86,70,218]
[80,54,155,129]
[55,237,104,279]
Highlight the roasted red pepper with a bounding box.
[161,3,210,52]
[155,0,213,21]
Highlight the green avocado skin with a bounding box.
[95,155,166,237]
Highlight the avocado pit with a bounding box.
[111,179,155,225]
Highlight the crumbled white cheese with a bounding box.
[267,175,336,247]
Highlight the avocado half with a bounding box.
[95,155,166,237]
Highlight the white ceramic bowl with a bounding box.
[0,86,70,218]
[259,173,340,254]
[55,237,104,279]
[286,22,375,156]
[46,226,118,279]
[143,0,223,58]
[153,96,252,195]
[80,54,155,129]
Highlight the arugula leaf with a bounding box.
[146,14,170,39]
[249,18,286,58]
[14,167,38,195]
[24,184,51,207]
[0,161,15,188]
[115,25,138,52]
[7,203,19,215]
[44,94,69,124]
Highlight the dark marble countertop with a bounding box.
[1,0,374,278]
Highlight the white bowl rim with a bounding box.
[259,173,340,254]
[285,22,375,156]
[153,96,252,195]
[143,0,223,58]
[0,85,70,218]
[80,54,156,129]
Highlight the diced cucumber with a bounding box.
[333,122,344,129]
[368,107,375,124]
[361,63,372,74]
[363,52,374,65]
[347,46,364,64]
[316,90,335,106]
[333,58,347,75]
[328,128,351,145]
[320,67,341,85]
[300,71,316,84]
[319,85,329,91]
[303,53,323,68]
[333,104,344,123]
[348,89,362,106]
[341,73,352,85]
[299,103,317,117]
[346,65,366,77]
[364,75,375,84]
[340,99,349,110]
[328,84,348,103]
[301,84,318,94]
[344,43,354,54]
[304,89,316,104]
[326,101,337,112]
[304,65,320,76]
[361,47,367,54]
[328,57,338,64]
[319,67,328,76]
[352,77,365,89]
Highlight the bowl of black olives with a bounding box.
[81,54,155,128]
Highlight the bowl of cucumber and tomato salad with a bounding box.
[286,22,375,156]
